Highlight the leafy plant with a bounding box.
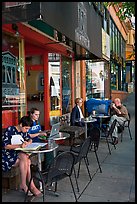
[104,2,135,20]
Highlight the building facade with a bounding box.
[2,2,102,129]
[2,2,133,130]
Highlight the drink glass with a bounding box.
[92,110,96,115]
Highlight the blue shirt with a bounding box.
[28,121,41,142]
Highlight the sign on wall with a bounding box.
[2,51,19,96]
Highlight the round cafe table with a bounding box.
[75,117,97,138]
[91,114,110,137]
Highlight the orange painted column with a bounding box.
[80,60,86,114]
[71,54,75,107]
[43,51,50,130]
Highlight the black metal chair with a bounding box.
[88,126,102,173]
[24,151,78,202]
[70,137,92,192]
[118,112,132,142]
[103,119,117,154]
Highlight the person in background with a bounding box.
[2,116,42,196]
[70,97,85,127]
[28,107,47,142]
[109,98,129,145]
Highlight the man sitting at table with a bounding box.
[70,97,85,127]
[109,98,129,145]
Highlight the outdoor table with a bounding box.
[15,141,58,190]
[91,114,110,137]
[15,132,70,170]
[75,117,97,138]
[59,125,85,145]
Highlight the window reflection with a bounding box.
[62,57,72,114]
[2,32,26,128]
[48,54,72,125]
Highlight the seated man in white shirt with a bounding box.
[70,97,85,127]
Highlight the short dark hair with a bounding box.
[19,116,33,127]
[28,107,39,116]
[75,97,83,105]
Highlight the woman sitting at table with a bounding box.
[70,97,85,127]
[2,116,42,196]
[28,107,47,142]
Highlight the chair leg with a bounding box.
[24,177,33,202]
[120,131,123,142]
[25,170,45,202]
[121,127,132,142]
[69,176,78,202]
[84,157,92,180]
[77,161,81,178]
[94,151,102,173]
[110,134,116,149]
[86,154,89,165]
[73,167,79,192]
[54,181,58,192]
[105,136,111,154]
[128,127,132,140]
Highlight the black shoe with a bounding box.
[110,137,118,145]
[111,137,118,145]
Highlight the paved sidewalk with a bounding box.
[2,93,135,202]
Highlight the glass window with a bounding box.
[110,62,117,90]
[2,32,26,128]
[48,54,72,125]
[48,53,61,125]
[86,61,105,99]
[86,60,92,99]
[110,19,113,51]
[115,28,118,55]
[117,31,121,56]
[61,56,72,114]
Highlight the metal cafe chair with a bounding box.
[118,112,132,142]
[88,126,102,173]
[103,119,117,154]
[70,137,92,192]
[24,151,78,202]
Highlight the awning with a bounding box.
[2,2,40,24]
[2,2,102,60]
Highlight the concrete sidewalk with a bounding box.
[2,93,135,202]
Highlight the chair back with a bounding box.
[127,112,131,124]
[89,126,100,150]
[29,151,77,202]
[75,137,91,163]
[46,151,75,184]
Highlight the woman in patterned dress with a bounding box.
[2,116,42,196]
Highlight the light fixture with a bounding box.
[36,14,43,20]
[12,24,19,37]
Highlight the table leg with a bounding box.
[85,123,88,138]
[100,118,102,136]
[37,153,43,190]
[38,153,42,171]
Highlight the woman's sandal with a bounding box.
[30,188,43,197]
[19,188,33,196]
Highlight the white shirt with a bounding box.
[77,106,84,119]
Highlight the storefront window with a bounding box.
[86,61,105,99]
[48,54,72,125]
[2,32,26,128]
[62,56,72,114]
[86,60,92,99]
[110,62,117,90]
[48,53,61,125]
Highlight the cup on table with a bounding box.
[92,110,96,115]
